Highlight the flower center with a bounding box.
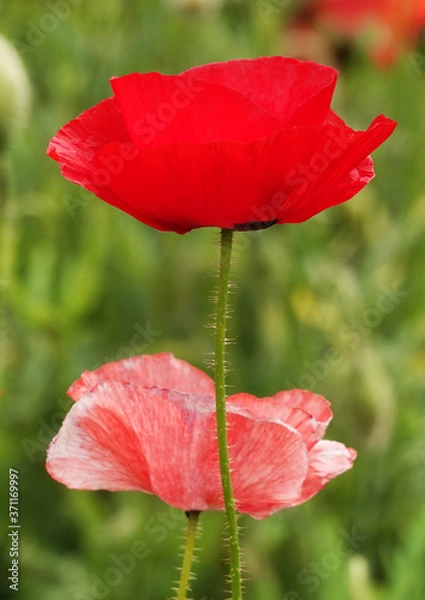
[232,219,278,231]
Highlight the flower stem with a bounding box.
[177,511,200,600]
[0,154,11,385]
[0,153,9,212]
[215,228,242,600]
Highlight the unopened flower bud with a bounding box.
[0,36,31,152]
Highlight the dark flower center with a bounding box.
[232,219,278,231]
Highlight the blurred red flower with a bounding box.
[47,57,396,234]
[46,353,356,519]
[295,0,425,67]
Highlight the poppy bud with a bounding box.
[0,36,31,153]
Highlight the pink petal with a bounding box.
[48,380,312,517]
[47,382,153,492]
[135,391,222,511]
[227,412,309,519]
[185,56,338,127]
[48,382,226,510]
[68,353,215,401]
[228,389,332,450]
[110,72,282,149]
[295,440,357,506]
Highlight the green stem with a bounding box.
[0,153,9,212]
[176,511,200,600]
[0,154,11,386]
[215,228,242,600]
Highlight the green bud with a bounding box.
[0,35,31,153]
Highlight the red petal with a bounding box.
[228,389,332,450]
[47,97,133,210]
[92,114,395,233]
[47,98,130,161]
[185,56,338,127]
[281,115,397,222]
[68,353,215,401]
[295,440,357,505]
[110,72,282,149]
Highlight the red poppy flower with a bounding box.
[299,0,425,67]
[46,353,356,519]
[304,0,386,35]
[47,57,396,234]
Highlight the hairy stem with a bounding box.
[176,511,200,600]
[215,228,242,599]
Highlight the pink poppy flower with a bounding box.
[46,354,356,519]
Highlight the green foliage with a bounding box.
[1,1,424,598]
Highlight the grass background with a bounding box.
[1,1,425,599]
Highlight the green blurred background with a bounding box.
[1,1,424,599]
